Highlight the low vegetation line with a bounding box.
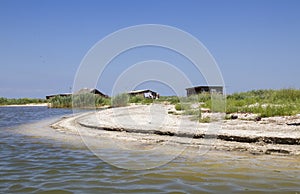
[0,97,47,105]
[11,88,298,118]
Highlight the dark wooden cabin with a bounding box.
[46,93,72,100]
[186,86,223,97]
[75,88,109,98]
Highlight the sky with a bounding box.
[0,0,300,98]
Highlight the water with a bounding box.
[0,106,299,193]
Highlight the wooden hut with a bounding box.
[186,86,223,97]
[75,88,109,98]
[127,89,159,99]
[46,93,71,100]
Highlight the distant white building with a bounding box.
[127,89,159,99]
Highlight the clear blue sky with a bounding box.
[1,0,299,98]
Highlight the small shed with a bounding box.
[46,93,71,100]
[127,89,159,99]
[186,86,223,97]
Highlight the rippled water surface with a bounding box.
[0,106,299,193]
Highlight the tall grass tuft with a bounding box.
[225,88,300,117]
[111,93,129,107]
[48,93,110,108]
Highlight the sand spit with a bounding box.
[0,103,48,107]
[50,104,300,155]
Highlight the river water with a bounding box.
[0,106,299,193]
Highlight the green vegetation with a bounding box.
[73,93,110,108]
[49,93,110,108]
[46,88,300,118]
[225,89,300,117]
[169,89,300,119]
[196,88,300,117]
[0,97,46,105]
[200,117,211,123]
[174,103,190,111]
[128,95,154,105]
[49,95,72,108]
[47,94,179,108]
[155,96,179,104]
[111,93,129,107]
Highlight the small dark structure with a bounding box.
[186,86,223,97]
[128,89,159,99]
[46,93,71,100]
[75,88,109,98]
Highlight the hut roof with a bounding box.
[75,88,108,97]
[185,85,223,90]
[46,93,72,99]
[128,89,156,94]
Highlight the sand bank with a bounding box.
[50,104,300,155]
[0,103,48,107]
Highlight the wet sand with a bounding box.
[50,104,300,156]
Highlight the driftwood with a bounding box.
[287,122,300,126]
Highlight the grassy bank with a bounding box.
[174,89,300,118]
[225,89,300,117]
[48,93,162,108]
[0,97,47,105]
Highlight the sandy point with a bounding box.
[47,104,300,156]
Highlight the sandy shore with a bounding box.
[0,103,48,107]
[50,104,300,156]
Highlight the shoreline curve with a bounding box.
[50,104,300,156]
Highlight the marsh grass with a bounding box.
[225,89,300,117]
[171,89,300,119]
[49,93,110,108]
[111,93,129,107]
[50,95,72,108]
[0,97,47,105]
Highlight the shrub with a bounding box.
[175,103,191,111]
[199,117,211,123]
[111,93,129,107]
[175,103,182,111]
[156,96,179,104]
[141,98,154,104]
[48,93,110,108]
[129,95,144,103]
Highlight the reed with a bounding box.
[48,93,110,108]
[0,97,47,105]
